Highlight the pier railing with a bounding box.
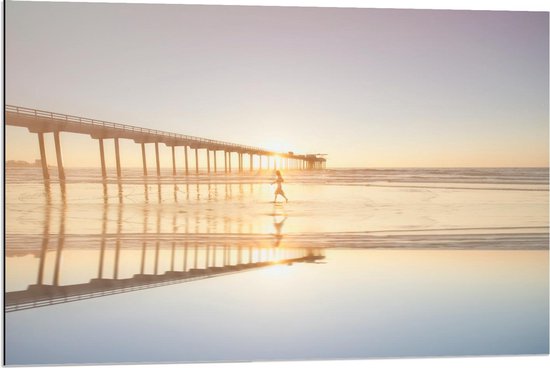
[6,105,269,154]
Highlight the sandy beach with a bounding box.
[4,167,549,364]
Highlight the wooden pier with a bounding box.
[5,105,327,180]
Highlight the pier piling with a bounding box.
[184,146,189,175]
[155,142,161,177]
[224,151,228,173]
[37,132,50,180]
[99,139,107,179]
[214,151,217,173]
[53,131,65,180]
[172,146,176,176]
[228,152,232,173]
[141,143,147,177]
[195,148,199,174]
[114,138,122,178]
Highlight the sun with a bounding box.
[264,140,292,154]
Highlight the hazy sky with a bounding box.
[5,1,549,167]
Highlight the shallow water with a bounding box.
[4,167,549,364]
[5,168,548,241]
[5,248,549,364]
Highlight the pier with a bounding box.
[5,105,327,180]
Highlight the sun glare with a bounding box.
[264,140,291,154]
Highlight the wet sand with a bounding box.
[5,173,548,237]
[4,167,549,364]
[5,248,548,364]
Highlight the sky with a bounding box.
[5,0,549,168]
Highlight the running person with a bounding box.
[272,170,288,203]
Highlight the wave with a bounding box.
[5,167,549,190]
[5,228,549,252]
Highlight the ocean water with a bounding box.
[4,167,549,364]
[6,166,549,187]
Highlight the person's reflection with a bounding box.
[272,212,287,248]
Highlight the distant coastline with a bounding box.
[5,159,51,168]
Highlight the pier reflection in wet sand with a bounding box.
[5,181,325,311]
